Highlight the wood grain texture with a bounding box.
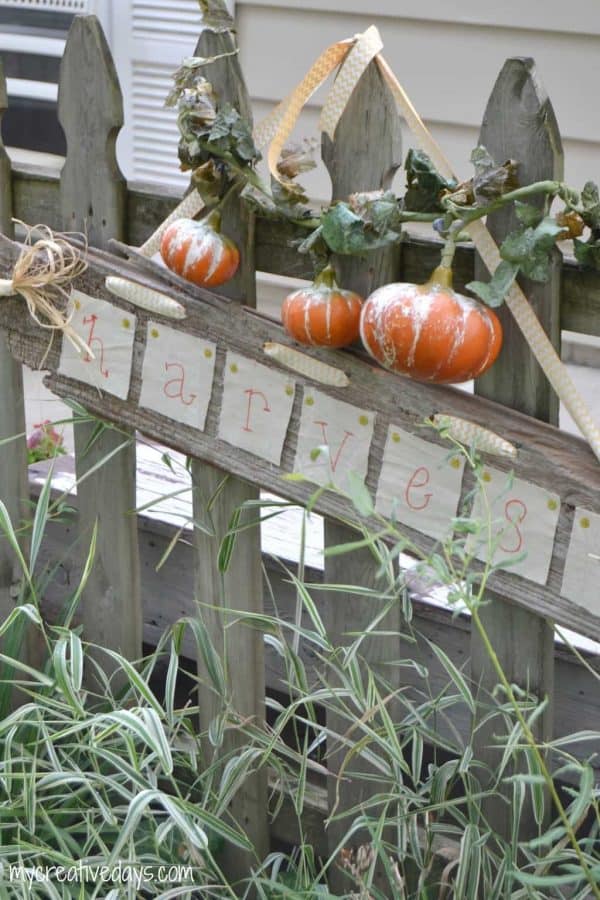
[0,235,597,640]
[322,59,403,892]
[57,16,142,676]
[0,61,34,681]
[190,4,269,881]
[472,57,563,839]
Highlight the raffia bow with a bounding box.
[0,222,91,361]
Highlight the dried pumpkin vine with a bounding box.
[164,56,600,377]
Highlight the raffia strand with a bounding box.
[2,221,91,361]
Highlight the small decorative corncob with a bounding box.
[105,277,186,320]
[432,413,517,459]
[263,341,350,387]
[0,279,15,297]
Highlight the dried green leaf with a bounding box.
[191,159,224,205]
[320,203,400,255]
[403,149,456,213]
[500,216,563,282]
[581,180,600,229]
[471,145,518,203]
[348,189,402,233]
[574,237,600,269]
[272,176,310,211]
[514,200,544,228]
[467,260,518,307]
[277,140,318,179]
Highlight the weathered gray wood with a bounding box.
[472,58,563,839]
[0,235,598,641]
[58,16,141,675]
[0,62,36,687]
[190,4,268,881]
[321,60,403,892]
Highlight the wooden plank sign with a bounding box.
[1,236,600,642]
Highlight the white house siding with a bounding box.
[236,1,600,195]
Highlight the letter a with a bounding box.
[163,362,197,407]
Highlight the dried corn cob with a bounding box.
[105,277,186,320]
[263,341,349,387]
[433,414,517,459]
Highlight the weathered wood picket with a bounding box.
[1,7,600,885]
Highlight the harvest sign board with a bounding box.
[0,237,599,638]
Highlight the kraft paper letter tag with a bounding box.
[218,352,295,465]
[562,508,600,616]
[139,322,216,431]
[376,426,465,541]
[467,466,560,585]
[294,388,375,490]
[58,290,136,400]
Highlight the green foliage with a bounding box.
[319,202,401,255]
[580,181,600,229]
[403,149,457,213]
[467,259,518,307]
[574,237,600,268]
[500,215,564,281]
[469,215,565,306]
[3,426,600,898]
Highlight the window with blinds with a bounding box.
[112,0,206,186]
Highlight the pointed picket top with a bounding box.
[198,0,235,31]
[322,58,403,296]
[475,56,564,422]
[480,57,563,213]
[58,15,125,247]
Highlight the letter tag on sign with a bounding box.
[467,467,560,585]
[58,290,136,399]
[376,426,464,542]
[294,389,375,490]
[561,508,600,616]
[218,352,296,465]
[139,322,216,431]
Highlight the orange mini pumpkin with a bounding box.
[160,211,239,288]
[360,266,503,384]
[281,266,363,348]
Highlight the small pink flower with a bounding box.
[27,427,44,451]
[26,420,66,463]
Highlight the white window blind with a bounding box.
[0,1,86,9]
[112,0,219,186]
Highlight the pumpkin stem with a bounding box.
[426,265,454,289]
[314,264,339,290]
[205,209,222,232]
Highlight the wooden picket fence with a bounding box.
[1,10,600,888]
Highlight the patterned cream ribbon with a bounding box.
[140,28,382,257]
